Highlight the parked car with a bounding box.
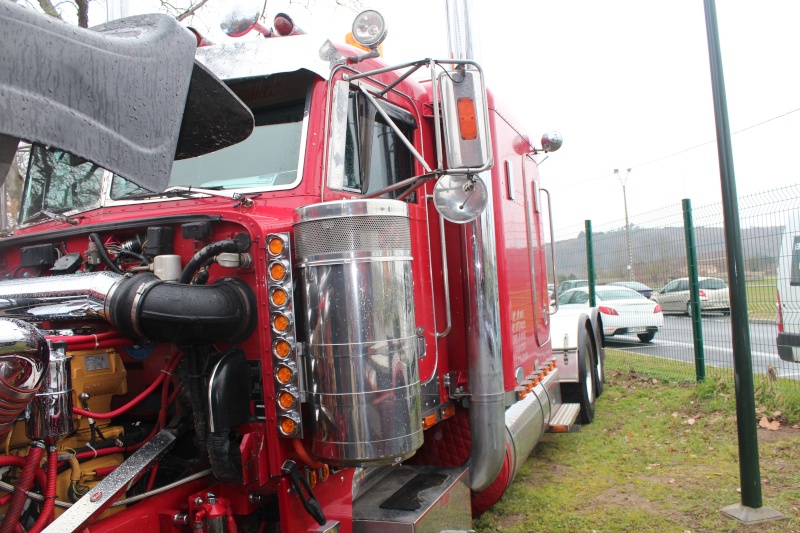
[607,280,654,299]
[652,277,730,315]
[777,216,800,362]
[556,279,588,296]
[557,285,664,343]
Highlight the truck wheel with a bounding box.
[564,329,596,424]
[593,338,605,397]
[637,331,655,343]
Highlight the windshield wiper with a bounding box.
[40,210,79,226]
[116,186,255,207]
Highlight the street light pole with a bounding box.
[614,168,635,281]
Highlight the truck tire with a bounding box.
[563,327,596,425]
[593,319,605,398]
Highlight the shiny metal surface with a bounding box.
[352,465,471,533]
[541,131,563,153]
[438,68,492,172]
[294,200,422,466]
[0,318,49,434]
[195,35,343,82]
[352,465,394,501]
[505,380,548,483]
[43,430,176,533]
[26,342,73,439]
[461,171,506,492]
[541,187,560,314]
[0,271,123,320]
[432,173,488,223]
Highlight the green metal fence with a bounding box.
[548,183,800,387]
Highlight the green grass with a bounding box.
[474,364,800,533]
[747,276,777,321]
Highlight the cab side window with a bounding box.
[343,91,416,200]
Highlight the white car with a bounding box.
[557,285,664,343]
[653,277,730,315]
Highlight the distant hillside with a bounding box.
[546,225,783,288]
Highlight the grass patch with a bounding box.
[474,369,800,533]
[747,276,777,320]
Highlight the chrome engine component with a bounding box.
[294,199,422,466]
[0,318,49,435]
[26,342,74,439]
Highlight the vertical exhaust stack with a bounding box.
[444,0,506,492]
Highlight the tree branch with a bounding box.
[175,0,211,22]
[36,0,63,20]
[75,0,89,28]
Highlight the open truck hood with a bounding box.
[0,2,253,193]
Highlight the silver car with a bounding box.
[653,277,730,316]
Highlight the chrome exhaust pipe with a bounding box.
[445,0,506,493]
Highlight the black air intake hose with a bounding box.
[106,274,256,344]
[179,235,251,284]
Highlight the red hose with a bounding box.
[46,331,121,345]
[61,339,133,352]
[0,445,44,533]
[292,439,324,469]
[27,447,57,533]
[73,351,183,420]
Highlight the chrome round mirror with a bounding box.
[433,174,488,224]
[541,131,563,153]
[220,1,262,37]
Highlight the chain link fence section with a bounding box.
[548,183,800,388]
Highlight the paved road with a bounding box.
[605,313,800,379]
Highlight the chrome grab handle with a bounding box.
[541,187,559,315]
[432,198,452,338]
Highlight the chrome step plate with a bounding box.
[548,403,581,433]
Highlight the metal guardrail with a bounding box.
[549,183,800,388]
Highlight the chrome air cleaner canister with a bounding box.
[293,199,422,466]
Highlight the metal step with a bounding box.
[548,403,581,433]
[353,465,471,533]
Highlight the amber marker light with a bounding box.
[278,391,295,409]
[270,262,286,281]
[271,288,288,306]
[280,417,296,435]
[273,314,290,333]
[440,404,456,420]
[268,237,285,256]
[422,413,437,430]
[320,464,330,481]
[276,365,293,384]
[274,339,292,358]
[457,97,478,140]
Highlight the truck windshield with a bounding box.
[19,145,104,225]
[111,70,313,199]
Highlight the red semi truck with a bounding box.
[0,3,604,532]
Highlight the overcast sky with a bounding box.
[101,0,800,236]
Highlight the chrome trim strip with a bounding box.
[540,187,559,314]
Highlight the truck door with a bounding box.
[325,78,440,385]
[523,155,550,348]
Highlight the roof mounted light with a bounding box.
[352,10,387,48]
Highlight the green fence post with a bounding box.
[682,199,706,382]
[585,220,596,307]
[704,0,783,522]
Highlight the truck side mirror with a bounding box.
[439,68,492,172]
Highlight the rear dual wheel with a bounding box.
[564,327,597,424]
